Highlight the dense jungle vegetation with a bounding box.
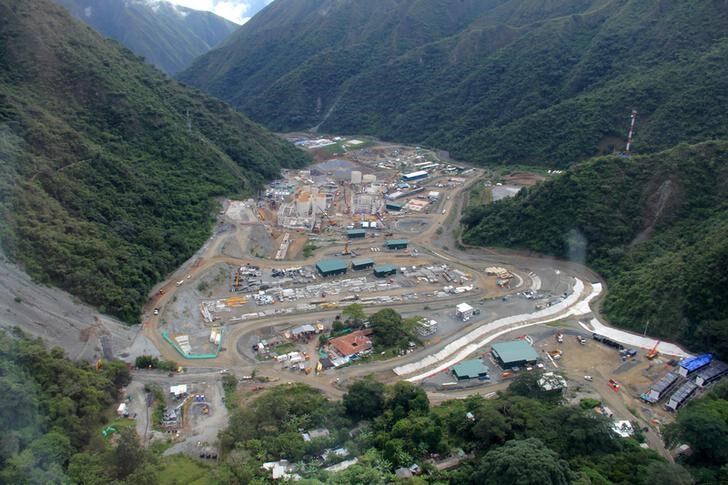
[180,0,728,167]
[0,0,309,323]
[463,141,728,359]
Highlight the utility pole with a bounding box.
[625,109,638,155]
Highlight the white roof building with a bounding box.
[170,384,188,397]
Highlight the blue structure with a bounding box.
[678,354,712,377]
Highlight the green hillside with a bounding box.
[179,0,728,167]
[462,141,728,358]
[56,0,238,75]
[0,0,309,323]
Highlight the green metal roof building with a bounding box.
[386,202,403,211]
[351,258,374,270]
[386,239,409,250]
[316,259,348,277]
[346,229,367,239]
[373,264,397,277]
[491,340,540,369]
[452,359,490,380]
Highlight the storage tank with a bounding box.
[351,171,362,184]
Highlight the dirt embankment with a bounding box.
[0,256,135,361]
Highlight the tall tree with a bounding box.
[470,438,571,485]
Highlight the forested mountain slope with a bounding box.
[55,0,238,75]
[0,0,309,323]
[462,141,728,358]
[179,0,728,167]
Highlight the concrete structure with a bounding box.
[351,258,375,270]
[373,264,397,277]
[416,319,438,337]
[347,229,367,239]
[314,194,327,212]
[351,170,362,184]
[678,354,712,377]
[316,259,348,277]
[386,239,409,250]
[491,340,540,369]
[328,330,373,358]
[667,381,698,411]
[362,174,376,183]
[452,359,489,380]
[428,191,441,200]
[352,193,382,215]
[402,170,428,182]
[296,191,312,216]
[455,302,474,321]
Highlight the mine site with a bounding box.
[40,134,702,468]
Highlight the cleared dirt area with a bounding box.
[0,256,135,361]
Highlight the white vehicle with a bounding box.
[584,375,593,381]
[176,280,184,286]
[153,308,160,315]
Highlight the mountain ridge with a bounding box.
[179,0,728,167]
[0,0,309,323]
[55,0,238,75]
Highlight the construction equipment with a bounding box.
[555,333,564,343]
[95,359,103,372]
[342,242,351,255]
[646,341,661,360]
[608,378,621,392]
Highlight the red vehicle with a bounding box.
[608,379,620,392]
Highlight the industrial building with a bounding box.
[452,359,489,380]
[695,362,728,387]
[351,258,374,271]
[386,239,409,250]
[416,319,438,337]
[455,302,474,321]
[667,381,698,411]
[386,201,403,211]
[316,259,348,277]
[491,340,540,369]
[678,354,712,377]
[645,372,679,403]
[373,264,397,277]
[346,229,367,239]
[401,170,429,182]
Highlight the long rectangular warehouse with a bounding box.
[316,259,348,277]
[351,258,374,270]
